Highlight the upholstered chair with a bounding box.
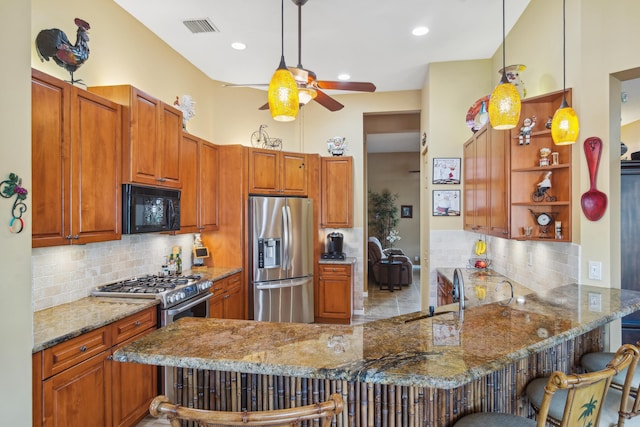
[367,237,413,287]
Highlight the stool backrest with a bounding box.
[537,344,638,427]
[150,393,344,427]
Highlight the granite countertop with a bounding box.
[114,283,640,389]
[33,266,242,353]
[318,257,356,265]
[436,268,535,307]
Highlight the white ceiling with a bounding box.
[113,0,640,147]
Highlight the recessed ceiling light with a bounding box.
[231,42,246,50]
[337,74,350,81]
[412,26,429,36]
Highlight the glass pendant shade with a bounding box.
[268,60,299,122]
[551,103,579,145]
[298,86,317,105]
[488,77,521,130]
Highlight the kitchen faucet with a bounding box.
[452,268,464,323]
[496,280,514,305]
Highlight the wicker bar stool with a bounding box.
[454,344,638,427]
[149,393,343,427]
[525,344,640,427]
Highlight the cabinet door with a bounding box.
[111,329,158,427]
[179,133,199,233]
[321,157,353,228]
[248,149,279,194]
[223,273,244,319]
[463,140,476,231]
[463,127,488,233]
[209,278,227,319]
[318,275,350,319]
[159,103,183,188]
[437,273,453,306]
[281,152,308,195]
[43,352,112,427]
[31,70,71,247]
[70,88,122,244]
[130,88,162,186]
[199,141,220,231]
[488,128,509,237]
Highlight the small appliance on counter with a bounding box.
[192,233,209,270]
[321,232,345,260]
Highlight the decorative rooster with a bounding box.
[36,18,90,85]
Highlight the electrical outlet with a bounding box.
[588,261,602,280]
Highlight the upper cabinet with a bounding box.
[248,148,308,196]
[179,133,219,233]
[320,156,353,228]
[32,69,122,247]
[509,90,572,242]
[88,85,183,189]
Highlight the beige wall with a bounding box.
[2,1,32,424]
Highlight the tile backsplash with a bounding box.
[32,233,195,311]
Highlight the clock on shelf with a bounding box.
[528,209,556,238]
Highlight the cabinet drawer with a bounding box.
[227,273,241,288]
[319,264,351,276]
[43,327,110,378]
[112,307,157,345]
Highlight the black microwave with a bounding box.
[122,184,181,234]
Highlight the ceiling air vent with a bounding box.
[183,18,219,34]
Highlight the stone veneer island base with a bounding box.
[115,284,640,427]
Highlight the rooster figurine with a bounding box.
[36,18,90,85]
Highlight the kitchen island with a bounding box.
[116,283,640,426]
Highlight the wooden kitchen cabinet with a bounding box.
[509,89,572,242]
[88,84,183,189]
[320,156,353,228]
[463,123,510,237]
[209,273,244,319]
[32,69,122,248]
[316,263,352,324]
[180,133,219,233]
[437,272,453,306]
[33,307,157,427]
[248,148,308,196]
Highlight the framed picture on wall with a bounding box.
[433,190,460,216]
[401,205,413,218]
[433,158,461,184]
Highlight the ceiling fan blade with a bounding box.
[314,90,344,111]
[258,102,269,110]
[317,80,377,92]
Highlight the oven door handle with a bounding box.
[166,292,213,317]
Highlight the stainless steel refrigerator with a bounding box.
[249,196,314,323]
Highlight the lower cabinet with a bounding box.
[209,272,244,319]
[33,307,158,427]
[316,263,353,324]
[437,272,453,306]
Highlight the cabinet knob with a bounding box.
[72,235,80,240]
[135,321,142,327]
[79,345,87,352]
[107,355,113,361]
[157,177,167,182]
[65,235,72,240]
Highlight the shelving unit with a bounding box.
[509,89,573,242]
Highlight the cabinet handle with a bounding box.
[224,294,230,299]
[135,321,142,327]
[72,235,80,240]
[79,345,87,352]
[157,177,166,182]
[65,235,72,240]
[107,355,113,361]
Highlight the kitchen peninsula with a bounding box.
[116,283,640,426]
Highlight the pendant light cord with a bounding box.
[280,0,284,57]
[562,0,567,104]
[502,0,506,74]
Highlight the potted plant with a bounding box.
[368,189,399,249]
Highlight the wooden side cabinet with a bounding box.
[209,272,245,320]
[32,69,122,247]
[320,156,353,228]
[88,84,183,189]
[436,272,453,306]
[316,263,353,324]
[248,148,308,196]
[33,307,157,427]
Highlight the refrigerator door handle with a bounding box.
[255,278,311,290]
[285,205,293,271]
[282,205,290,271]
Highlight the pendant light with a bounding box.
[292,2,316,106]
[488,0,521,130]
[551,0,579,145]
[268,0,299,122]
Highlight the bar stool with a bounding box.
[454,344,638,427]
[149,393,343,427]
[524,344,640,427]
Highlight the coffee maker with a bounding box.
[321,232,345,260]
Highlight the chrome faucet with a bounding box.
[496,280,514,305]
[452,268,464,322]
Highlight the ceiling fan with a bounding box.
[226,0,376,112]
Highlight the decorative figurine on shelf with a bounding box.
[531,171,557,202]
[327,137,347,156]
[539,147,552,167]
[174,95,196,130]
[519,115,537,145]
[545,116,553,129]
[36,18,91,86]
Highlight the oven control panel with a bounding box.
[165,280,212,305]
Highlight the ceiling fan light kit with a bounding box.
[488,0,521,130]
[551,0,580,145]
[268,0,299,121]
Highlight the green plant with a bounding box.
[368,189,399,248]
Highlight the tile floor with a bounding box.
[135,268,421,426]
